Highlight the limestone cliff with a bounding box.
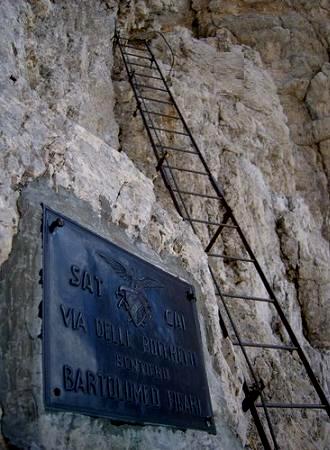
[0,1,329,449]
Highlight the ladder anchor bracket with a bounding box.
[128,69,135,81]
[218,309,229,338]
[156,152,168,171]
[242,380,265,413]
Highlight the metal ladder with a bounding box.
[114,32,330,449]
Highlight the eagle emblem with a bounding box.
[96,252,162,327]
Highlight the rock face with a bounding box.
[191,0,330,351]
[0,1,329,449]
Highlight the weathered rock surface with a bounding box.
[189,0,330,350]
[0,0,329,449]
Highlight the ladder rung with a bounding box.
[233,341,297,351]
[183,217,222,226]
[128,62,154,69]
[123,52,152,60]
[141,110,180,120]
[133,73,162,80]
[119,37,144,44]
[222,293,274,303]
[137,96,172,105]
[165,166,208,175]
[206,223,237,229]
[134,84,167,92]
[121,44,147,52]
[208,253,255,263]
[155,144,198,155]
[172,189,220,200]
[149,126,189,136]
[255,402,327,410]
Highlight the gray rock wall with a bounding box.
[0,1,329,449]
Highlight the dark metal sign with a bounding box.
[42,206,215,433]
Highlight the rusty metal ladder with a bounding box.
[114,31,330,449]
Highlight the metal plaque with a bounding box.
[42,206,216,433]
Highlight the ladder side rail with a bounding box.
[133,92,197,233]
[209,266,278,449]
[243,383,273,450]
[248,402,273,450]
[134,97,194,229]
[210,267,261,385]
[145,41,226,201]
[117,39,197,234]
[258,391,279,450]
